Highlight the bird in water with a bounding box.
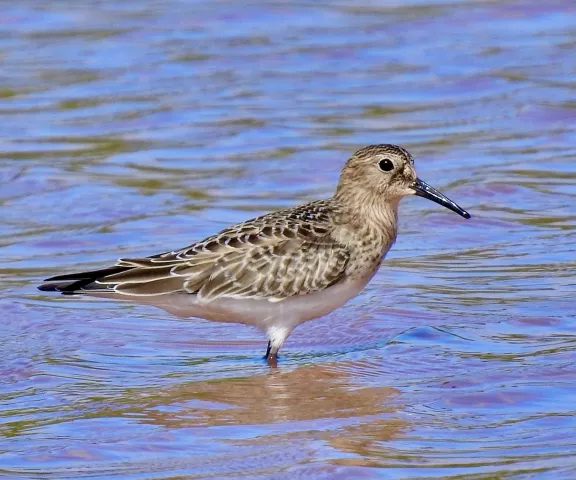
[39,144,470,366]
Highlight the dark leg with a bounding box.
[264,340,272,359]
[264,341,279,368]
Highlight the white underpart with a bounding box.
[94,273,375,352]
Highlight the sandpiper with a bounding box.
[39,144,470,365]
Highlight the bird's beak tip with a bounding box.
[412,178,470,219]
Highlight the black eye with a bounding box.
[378,159,394,172]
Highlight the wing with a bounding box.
[193,234,349,302]
[39,201,350,301]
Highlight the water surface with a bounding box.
[1,0,575,478]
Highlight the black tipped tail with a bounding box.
[38,266,129,295]
[38,281,79,294]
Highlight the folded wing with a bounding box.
[39,203,350,301]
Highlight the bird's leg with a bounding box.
[264,326,290,367]
[265,342,279,368]
[264,341,272,359]
[264,341,279,366]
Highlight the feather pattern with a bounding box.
[41,200,352,301]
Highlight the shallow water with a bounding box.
[1,0,575,478]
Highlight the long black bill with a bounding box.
[412,178,470,219]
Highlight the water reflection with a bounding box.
[1,361,404,478]
[142,362,399,427]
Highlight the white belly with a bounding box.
[105,273,374,334]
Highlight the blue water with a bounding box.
[1,1,575,478]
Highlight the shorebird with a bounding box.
[39,144,470,365]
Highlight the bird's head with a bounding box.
[336,144,470,219]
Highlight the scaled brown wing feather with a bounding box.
[108,227,349,300]
[194,237,349,301]
[41,200,350,300]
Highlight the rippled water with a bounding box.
[1,0,575,478]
